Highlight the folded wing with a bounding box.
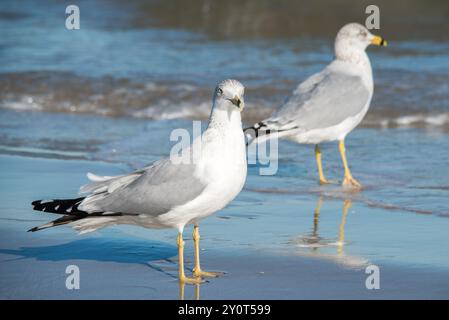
[258,69,371,134]
[78,158,206,216]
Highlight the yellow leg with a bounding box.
[178,280,201,300]
[192,225,225,278]
[313,196,323,236]
[311,196,324,252]
[338,140,361,188]
[337,200,351,255]
[315,145,330,185]
[195,284,200,300]
[178,281,185,300]
[177,233,202,284]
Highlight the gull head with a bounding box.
[335,23,387,61]
[213,79,245,113]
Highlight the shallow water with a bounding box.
[1,0,449,127]
[1,0,449,299]
[1,110,449,299]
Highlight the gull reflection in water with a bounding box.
[179,282,201,300]
[290,196,369,269]
[34,215,208,300]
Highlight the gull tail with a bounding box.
[244,121,292,146]
[244,121,271,145]
[28,215,87,232]
[29,197,87,232]
[244,117,301,146]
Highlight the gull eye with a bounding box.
[217,88,223,96]
[360,31,368,37]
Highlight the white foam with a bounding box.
[395,113,449,127]
[368,112,449,128]
[132,101,210,120]
[1,98,43,111]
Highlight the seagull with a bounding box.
[29,79,247,284]
[245,23,387,188]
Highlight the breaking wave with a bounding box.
[1,71,449,129]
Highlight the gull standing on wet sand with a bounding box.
[29,79,247,284]
[246,23,387,188]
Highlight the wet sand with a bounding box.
[1,149,449,299]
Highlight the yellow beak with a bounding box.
[371,35,387,47]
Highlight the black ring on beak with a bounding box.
[228,97,241,108]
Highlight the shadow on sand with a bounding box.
[0,237,177,266]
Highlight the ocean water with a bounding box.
[1,0,449,126]
[1,0,449,299]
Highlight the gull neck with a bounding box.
[208,106,242,130]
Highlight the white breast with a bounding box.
[157,121,247,232]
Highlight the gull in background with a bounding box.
[30,79,247,284]
[246,23,387,188]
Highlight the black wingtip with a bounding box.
[244,122,266,146]
[31,200,41,207]
[27,226,39,232]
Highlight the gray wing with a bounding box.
[78,158,206,216]
[264,69,371,132]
